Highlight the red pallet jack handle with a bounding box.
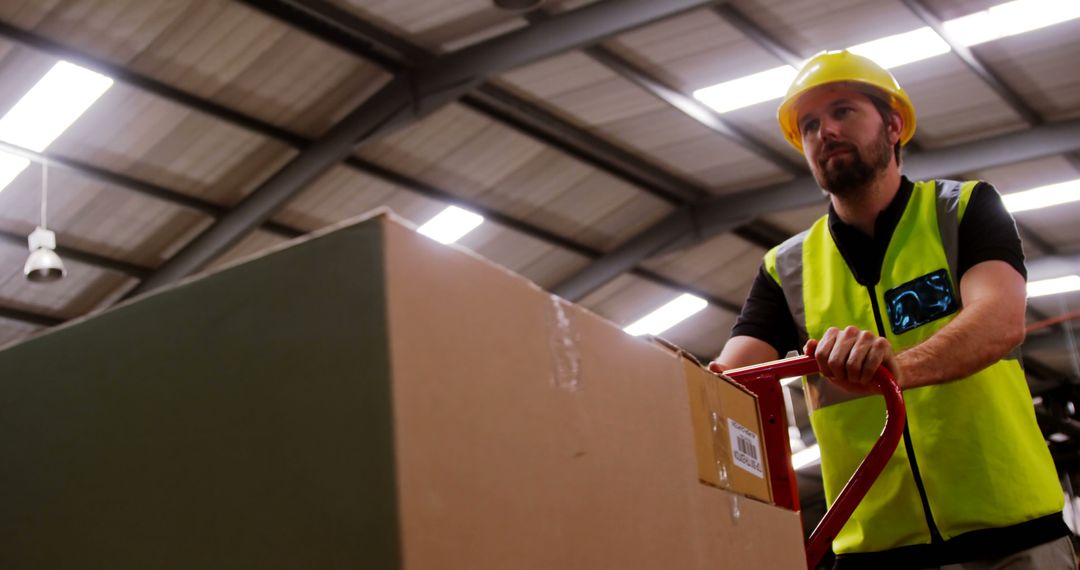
[717,356,906,570]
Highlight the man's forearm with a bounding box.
[896,300,1024,389]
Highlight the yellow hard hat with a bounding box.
[777,50,916,154]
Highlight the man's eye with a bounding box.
[833,106,853,118]
[800,119,819,134]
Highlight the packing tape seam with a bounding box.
[547,295,581,392]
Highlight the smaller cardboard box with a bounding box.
[675,348,772,504]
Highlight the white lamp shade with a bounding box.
[24,247,66,282]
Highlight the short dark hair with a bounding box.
[865,93,903,166]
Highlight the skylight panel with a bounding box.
[1002,179,1080,213]
[0,61,113,152]
[0,61,113,192]
[693,0,1079,115]
[417,206,485,244]
[692,65,797,114]
[846,27,951,70]
[623,293,708,337]
[0,153,30,192]
[1027,275,1080,298]
[945,0,1080,46]
[792,444,821,470]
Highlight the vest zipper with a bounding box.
[865,284,943,545]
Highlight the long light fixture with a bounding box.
[0,153,29,195]
[846,27,951,70]
[0,60,113,192]
[1028,275,1080,298]
[417,205,485,244]
[1002,179,1080,213]
[692,0,1080,114]
[693,66,798,114]
[623,293,708,336]
[943,0,1080,46]
[792,444,821,470]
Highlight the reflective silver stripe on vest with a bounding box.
[934,179,964,305]
[934,180,1022,363]
[775,230,809,347]
[773,229,867,410]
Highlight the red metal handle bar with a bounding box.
[720,355,906,570]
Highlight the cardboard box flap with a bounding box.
[657,338,772,504]
[647,336,759,400]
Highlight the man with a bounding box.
[710,50,1073,568]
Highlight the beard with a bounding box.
[814,124,892,197]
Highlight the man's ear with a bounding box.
[887,110,904,145]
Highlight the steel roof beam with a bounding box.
[0,306,62,328]
[711,4,804,67]
[583,46,806,175]
[238,0,427,69]
[464,85,709,205]
[0,139,301,239]
[246,0,791,246]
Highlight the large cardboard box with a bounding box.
[0,212,804,569]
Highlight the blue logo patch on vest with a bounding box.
[883,269,958,334]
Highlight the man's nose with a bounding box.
[818,116,843,141]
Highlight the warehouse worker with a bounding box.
[710,50,1073,569]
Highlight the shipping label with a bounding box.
[727,418,764,478]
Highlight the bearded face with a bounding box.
[813,120,893,197]
[794,86,900,198]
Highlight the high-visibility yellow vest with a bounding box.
[764,179,1062,554]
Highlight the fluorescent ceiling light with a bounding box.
[1027,275,1080,298]
[417,205,484,244]
[624,293,708,336]
[0,152,30,191]
[692,65,797,114]
[693,0,1079,115]
[944,0,1080,47]
[792,444,821,470]
[1002,179,1080,213]
[847,27,951,70]
[0,61,113,152]
[0,60,113,193]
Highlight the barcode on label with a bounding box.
[727,418,764,478]
[736,434,758,460]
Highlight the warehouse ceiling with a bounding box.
[0,0,1079,492]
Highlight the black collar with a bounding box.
[826,176,915,286]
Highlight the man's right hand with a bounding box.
[805,326,903,393]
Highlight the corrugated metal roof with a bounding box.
[1,0,394,137]
[48,82,299,205]
[0,0,1073,390]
